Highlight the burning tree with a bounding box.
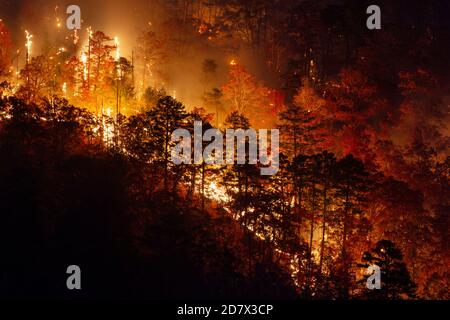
[359,240,416,300]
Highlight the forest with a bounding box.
[0,0,448,300]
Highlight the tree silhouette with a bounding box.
[360,240,416,299]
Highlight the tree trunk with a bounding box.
[319,182,327,274]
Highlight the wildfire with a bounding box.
[102,111,115,145]
[73,29,79,45]
[9,19,309,295]
[201,176,304,289]
[25,30,33,63]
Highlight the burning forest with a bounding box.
[0,0,448,303]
